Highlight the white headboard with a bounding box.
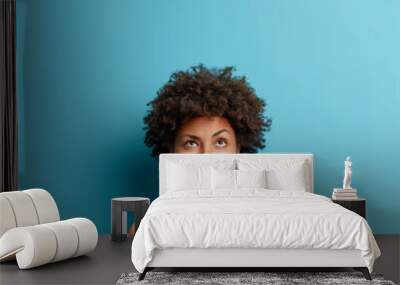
[159,153,314,195]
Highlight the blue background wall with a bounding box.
[16,0,400,234]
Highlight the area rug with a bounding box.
[116,271,396,285]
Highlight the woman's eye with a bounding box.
[184,140,198,148]
[215,139,227,148]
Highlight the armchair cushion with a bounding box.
[0,189,98,269]
[0,189,59,237]
[0,218,98,269]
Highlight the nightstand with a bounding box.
[111,197,150,242]
[332,198,366,218]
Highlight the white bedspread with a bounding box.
[131,190,380,273]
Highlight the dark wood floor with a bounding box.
[0,236,134,285]
[374,235,400,284]
[0,235,399,285]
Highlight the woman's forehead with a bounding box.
[177,116,235,137]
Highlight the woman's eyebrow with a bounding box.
[181,134,200,140]
[212,129,229,137]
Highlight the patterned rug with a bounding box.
[116,271,396,285]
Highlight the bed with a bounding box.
[131,153,380,280]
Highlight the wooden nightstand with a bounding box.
[332,198,366,218]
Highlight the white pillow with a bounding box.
[266,167,306,191]
[237,169,267,189]
[211,168,236,190]
[238,159,308,191]
[167,162,211,191]
[211,169,268,190]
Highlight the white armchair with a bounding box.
[0,189,98,269]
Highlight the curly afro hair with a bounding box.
[144,64,272,156]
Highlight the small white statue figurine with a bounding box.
[343,156,352,189]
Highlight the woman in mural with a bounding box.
[144,64,272,155]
